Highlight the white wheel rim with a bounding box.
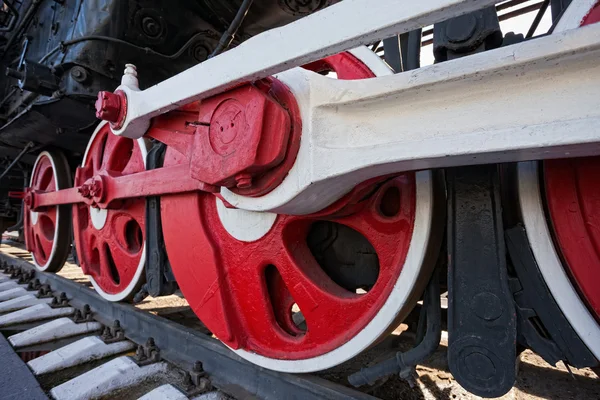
[232,47,438,372]
[516,0,600,360]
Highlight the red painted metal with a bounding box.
[543,10,600,322]
[8,191,26,199]
[95,91,127,128]
[72,125,146,297]
[161,53,418,359]
[23,154,59,266]
[33,164,218,210]
[303,52,376,80]
[582,1,600,26]
[188,79,292,190]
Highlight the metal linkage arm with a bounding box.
[220,23,600,215]
[29,164,216,210]
[112,0,500,139]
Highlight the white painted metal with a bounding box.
[192,392,229,400]
[555,0,599,31]
[220,23,600,214]
[121,64,140,90]
[80,122,149,302]
[50,356,169,400]
[29,151,71,271]
[28,336,135,376]
[111,0,501,139]
[9,317,102,348]
[233,170,438,372]
[138,384,187,400]
[515,0,600,361]
[517,162,600,360]
[0,286,28,301]
[216,198,276,242]
[0,303,74,327]
[0,280,23,292]
[89,207,108,230]
[0,294,53,314]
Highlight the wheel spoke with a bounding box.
[34,230,53,262]
[101,135,134,173]
[276,251,357,336]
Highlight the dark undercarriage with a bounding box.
[0,0,336,230]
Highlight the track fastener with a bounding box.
[134,337,161,366]
[50,292,70,308]
[73,304,94,323]
[101,320,126,344]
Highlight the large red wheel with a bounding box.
[72,122,148,301]
[518,0,600,360]
[24,150,72,272]
[161,48,441,372]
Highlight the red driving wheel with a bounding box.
[72,123,148,301]
[160,50,439,371]
[542,5,600,322]
[24,150,72,272]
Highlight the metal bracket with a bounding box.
[133,337,161,366]
[446,165,517,397]
[100,320,126,344]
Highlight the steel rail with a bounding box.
[0,252,376,400]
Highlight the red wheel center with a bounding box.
[160,52,422,360]
[73,126,146,298]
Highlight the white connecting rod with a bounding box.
[220,23,600,215]
[113,0,500,138]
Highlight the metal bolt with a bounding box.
[70,66,89,83]
[235,173,253,189]
[95,91,124,123]
[78,183,91,199]
[192,44,208,61]
[135,345,146,360]
[141,16,162,38]
[193,361,204,373]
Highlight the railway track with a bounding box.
[0,241,376,400]
[2,240,600,400]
